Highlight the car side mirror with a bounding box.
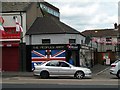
[69,66,72,68]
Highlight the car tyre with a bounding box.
[75,71,84,79]
[117,70,120,79]
[40,71,49,79]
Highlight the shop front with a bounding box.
[26,44,80,71]
[1,27,20,71]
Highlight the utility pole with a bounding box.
[118,24,120,58]
[114,23,120,58]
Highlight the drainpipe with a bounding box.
[19,12,26,72]
[20,12,23,43]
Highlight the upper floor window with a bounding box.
[69,39,76,44]
[40,3,60,17]
[106,37,112,45]
[42,39,51,44]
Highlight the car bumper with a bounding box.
[85,73,92,78]
[110,69,117,75]
[33,70,40,76]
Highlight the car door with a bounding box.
[45,61,60,75]
[58,61,75,75]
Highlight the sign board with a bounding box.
[102,53,109,60]
[2,27,20,39]
[106,58,110,65]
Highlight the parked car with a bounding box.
[33,60,92,79]
[110,59,120,78]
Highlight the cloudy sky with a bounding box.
[46,0,119,32]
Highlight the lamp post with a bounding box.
[91,37,93,68]
[90,34,93,68]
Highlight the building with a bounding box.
[25,2,85,71]
[1,2,86,71]
[82,29,118,64]
[1,2,47,71]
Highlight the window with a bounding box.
[40,3,60,17]
[106,37,112,45]
[42,39,50,44]
[59,62,70,67]
[69,39,76,44]
[46,61,59,66]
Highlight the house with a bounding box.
[25,2,85,71]
[82,29,118,64]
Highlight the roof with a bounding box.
[81,29,118,37]
[2,2,32,12]
[26,16,81,35]
[2,2,59,13]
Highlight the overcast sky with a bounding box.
[46,0,119,32]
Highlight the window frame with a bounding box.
[42,39,51,44]
[69,39,76,44]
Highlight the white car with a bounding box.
[110,59,120,78]
[33,60,92,79]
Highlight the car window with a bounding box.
[59,62,70,67]
[46,61,59,66]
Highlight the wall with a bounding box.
[26,2,43,30]
[2,12,27,42]
[96,37,117,52]
[2,13,21,27]
[97,52,116,64]
[26,34,85,45]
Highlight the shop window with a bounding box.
[42,39,51,44]
[69,39,76,44]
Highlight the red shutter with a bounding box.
[2,47,19,71]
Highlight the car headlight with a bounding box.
[85,69,91,73]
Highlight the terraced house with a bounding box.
[82,29,118,65]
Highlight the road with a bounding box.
[1,67,120,89]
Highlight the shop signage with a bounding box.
[32,45,66,50]
[68,45,78,50]
[67,44,79,50]
[2,27,20,39]
[1,27,20,47]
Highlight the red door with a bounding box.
[2,47,19,71]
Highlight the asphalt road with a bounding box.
[1,66,120,89]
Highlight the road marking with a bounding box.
[95,67,110,75]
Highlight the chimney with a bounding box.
[114,23,117,29]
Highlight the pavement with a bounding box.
[91,64,110,75]
[1,64,110,78]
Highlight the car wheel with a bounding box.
[40,71,49,79]
[117,70,120,79]
[75,71,84,79]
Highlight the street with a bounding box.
[1,66,120,90]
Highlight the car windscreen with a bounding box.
[114,59,120,63]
